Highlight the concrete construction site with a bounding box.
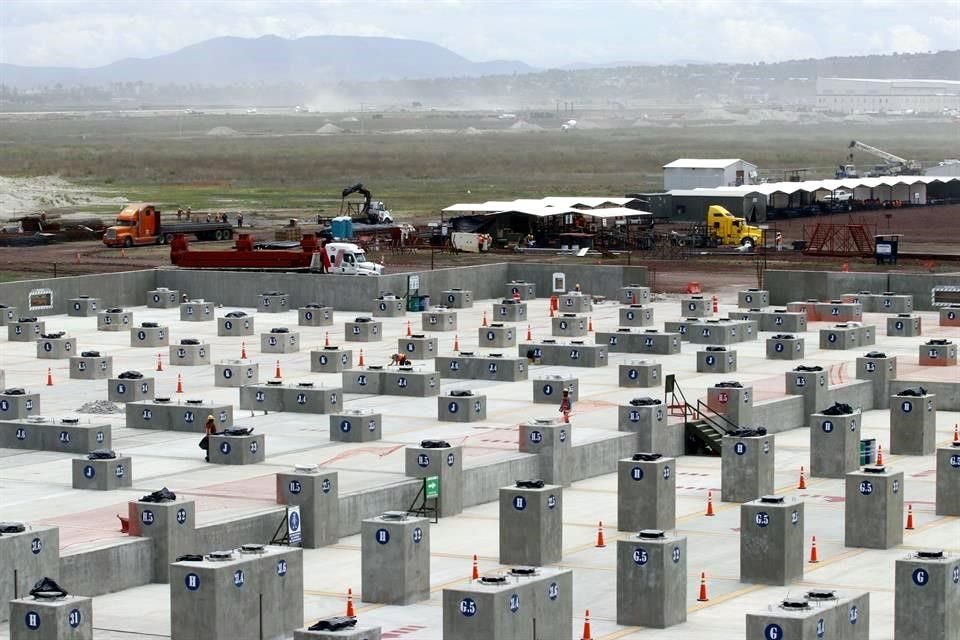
[0,257,958,640]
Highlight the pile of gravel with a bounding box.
[77,400,122,414]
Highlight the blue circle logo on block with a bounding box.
[734,442,747,456]
[663,466,672,481]
[822,420,834,433]
[849,605,859,624]
[447,452,456,467]
[322,478,332,494]
[952,566,959,584]
[412,527,423,543]
[951,455,960,469]
[185,573,200,591]
[448,402,459,413]
[141,510,154,526]
[628,368,638,379]
[859,480,873,496]
[417,453,430,468]
[547,495,557,509]
[375,528,390,544]
[902,400,913,413]
[817,618,826,638]
[542,384,553,396]
[764,623,783,640]
[755,512,770,527]
[631,466,644,481]
[220,441,231,455]
[176,508,187,525]
[233,569,245,588]
[912,568,929,586]
[672,546,681,563]
[633,547,648,565]
[289,480,302,495]
[68,608,82,628]
[30,538,42,554]
[548,582,559,600]
[83,465,95,479]
[509,593,520,613]
[513,496,527,511]
[25,611,40,630]
[277,560,287,577]
[459,597,477,617]
[340,420,352,433]
[530,430,543,444]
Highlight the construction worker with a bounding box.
[199,415,216,462]
[559,387,573,414]
[390,353,410,366]
[177,208,183,220]
[237,213,244,228]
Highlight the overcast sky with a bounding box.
[1,0,957,69]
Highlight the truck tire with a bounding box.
[741,238,755,249]
[123,237,133,248]
[214,230,224,241]
[164,233,174,244]
[223,229,233,240]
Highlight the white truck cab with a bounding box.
[324,242,383,275]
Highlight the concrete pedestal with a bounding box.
[372,297,405,317]
[0,305,16,325]
[295,626,381,640]
[209,433,265,465]
[330,409,382,442]
[215,361,259,387]
[707,384,753,427]
[436,354,527,382]
[422,308,457,332]
[147,288,179,308]
[521,341,607,367]
[940,305,960,327]
[620,285,650,305]
[169,342,210,366]
[130,324,169,347]
[894,550,960,640]
[311,348,353,373]
[616,531,686,628]
[239,383,342,414]
[809,410,861,478]
[552,314,588,337]
[179,300,215,321]
[819,324,859,349]
[602,330,681,355]
[404,445,463,517]
[345,319,382,342]
[740,496,804,585]
[0,524,60,623]
[680,296,710,317]
[277,470,340,548]
[439,393,487,422]
[815,301,863,322]
[533,375,578,404]
[493,300,527,322]
[68,296,101,316]
[342,368,384,395]
[873,293,914,313]
[299,305,333,326]
[617,455,676,532]
[1,418,110,453]
[8,320,44,342]
[721,433,774,503]
[36,336,76,359]
[738,289,769,308]
[844,466,904,549]
[441,289,473,308]
[361,514,430,605]
[9,595,92,640]
[69,354,113,379]
[746,598,838,640]
[519,417,572,486]
[919,340,957,366]
[856,354,897,410]
[0,391,40,420]
[619,361,661,388]
[126,400,233,432]
[764,310,807,332]
[382,368,440,397]
[72,456,132,490]
[128,499,196,583]
[558,292,592,313]
[218,315,254,336]
[887,314,922,337]
[889,391,936,455]
[258,292,289,313]
[619,305,654,327]
[479,324,516,348]
[108,376,155,402]
[506,281,536,300]
[398,335,438,359]
[261,329,300,353]
[499,483,562,566]
[96,310,132,331]
[935,444,960,516]
[697,347,737,373]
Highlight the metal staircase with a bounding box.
[665,375,739,457]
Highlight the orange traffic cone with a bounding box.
[46,368,53,386]
[346,587,355,617]
[595,521,606,548]
[454,335,460,351]
[587,317,594,332]
[798,466,807,490]
[156,353,163,372]
[906,504,915,530]
[324,332,330,348]
[580,609,592,640]
[176,374,183,394]
[358,349,365,366]
[953,423,959,443]
[471,554,479,580]
[275,360,282,379]
[406,320,412,337]
[705,491,715,516]
[482,311,488,327]
[526,325,532,341]
[876,444,884,465]
[809,535,820,563]
[697,572,709,601]
[240,342,247,359]
[712,295,719,313]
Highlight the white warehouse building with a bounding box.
[816,77,960,114]
[663,158,758,190]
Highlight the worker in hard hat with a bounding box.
[574,283,582,292]
[199,415,216,462]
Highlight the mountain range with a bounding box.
[0,35,535,88]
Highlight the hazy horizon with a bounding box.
[1,0,956,70]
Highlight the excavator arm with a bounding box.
[341,183,371,217]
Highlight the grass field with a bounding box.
[0,111,956,219]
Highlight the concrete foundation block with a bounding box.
[616,532,686,628]
[600,330,681,355]
[820,324,859,349]
[311,348,353,373]
[889,391,936,455]
[398,335,438,359]
[436,354,527,382]
[68,296,101,316]
[815,301,863,323]
[499,483,562,566]
[939,305,960,327]
[552,314,588,337]
[0,305,15,325]
[746,597,840,640]
[0,524,60,623]
[697,347,737,373]
[520,341,607,367]
[341,368,384,394]
[617,455,676,532]
[767,335,804,359]
[707,384,753,427]
[371,297,405,317]
[130,324,169,347]
[619,360,661,387]
[179,300,215,321]
[519,417,572,486]
[558,292,592,313]
[619,305,654,327]
[9,595,92,640]
[381,368,440,397]
[421,308,457,332]
[209,433,265,465]
[887,314,922,337]
[738,289,769,308]
[147,288,179,308]
[533,375,578,405]
[72,455,132,490]
[295,627,381,640]
[919,340,957,366]
[874,293,914,314]
[215,361,259,387]
[856,354,897,410]
[258,292,289,313]
[479,324,516,348]
[261,329,300,353]
[620,285,650,305]
[218,314,254,337]
[8,320,44,342]
[169,342,210,366]
[0,391,40,420]
[36,336,76,359]
[439,393,487,422]
[69,355,113,379]
[361,514,430,605]
[680,296,710,317]
[128,499,196,583]
[894,550,960,640]
[405,444,463,517]
[493,300,527,322]
[330,409,382,442]
[740,496,804,585]
[96,310,132,331]
[299,305,334,326]
[108,376,155,402]
[763,310,807,332]
[277,470,340,548]
[935,444,960,516]
[721,433,774,503]
[441,288,473,308]
[844,466,904,549]
[506,281,536,300]
[345,318,382,342]
[809,410,861,478]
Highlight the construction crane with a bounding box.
[847,140,922,176]
[339,183,393,225]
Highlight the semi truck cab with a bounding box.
[104,204,160,247]
[324,242,384,275]
[706,205,763,248]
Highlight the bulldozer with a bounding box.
[339,183,394,225]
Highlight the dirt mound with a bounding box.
[315,123,344,134]
[508,120,544,131]
[206,126,240,136]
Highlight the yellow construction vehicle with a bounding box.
[705,205,763,248]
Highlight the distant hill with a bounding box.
[0,35,536,88]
